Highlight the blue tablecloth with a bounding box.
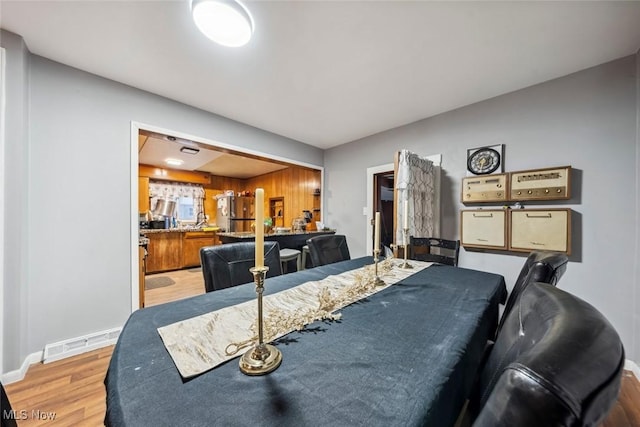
[105,257,506,427]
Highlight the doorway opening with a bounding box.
[365,154,442,256]
[130,121,324,312]
[373,171,394,252]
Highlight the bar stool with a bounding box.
[301,245,310,270]
[279,248,301,273]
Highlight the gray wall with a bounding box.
[1,30,30,373]
[1,31,323,373]
[324,56,640,363]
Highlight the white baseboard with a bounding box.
[1,350,43,385]
[1,327,121,384]
[625,359,640,381]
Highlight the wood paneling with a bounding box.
[139,164,211,185]
[246,166,321,231]
[137,164,321,231]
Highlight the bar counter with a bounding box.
[217,229,336,253]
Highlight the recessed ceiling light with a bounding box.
[191,0,254,47]
[165,158,184,166]
[180,146,200,155]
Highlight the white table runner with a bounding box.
[158,258,431,378]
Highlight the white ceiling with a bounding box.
[1,1,640,149]
[139,132,290,178]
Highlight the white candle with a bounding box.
[255,188,264,268]
[403,199,409,229]
[374,211,381,251]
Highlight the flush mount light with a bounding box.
[191,0,254,47]
[165,158,184,166]
[180,146,200,155]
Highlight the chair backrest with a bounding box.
[200,241,282,292]
[409,237,460,266]
[497,251,569,335]
[470,282,624,427]
[1,381,17,427]
[306,235,351,267]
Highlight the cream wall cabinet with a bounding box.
[461,208,572,254]
[509,209,571,254]
[461,210,507,250]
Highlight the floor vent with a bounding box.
[43,327,121,363]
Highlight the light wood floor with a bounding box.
[4,268,640,426]
[143,267,205,307]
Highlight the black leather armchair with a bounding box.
[306,235,351,267]
[200,241,282,292]
[470,282,624,427]
[497,251,569,335]
[1,381,17,427]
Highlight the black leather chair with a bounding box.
[497,251,569,335]
[1,381,17,427]
[408,237,460,266]
[200,241,283,292]
[306,235,351,267]
[470,282,624,427]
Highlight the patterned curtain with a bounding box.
[395,150,435,244]
[149,180,205,219]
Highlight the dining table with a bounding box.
[105,256,506,427]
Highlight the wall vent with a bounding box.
[43,327,121,363]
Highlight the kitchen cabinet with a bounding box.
[182,231,217,268]
[139,246,146,308]
[145,232,183,273]
[139,176,150,213]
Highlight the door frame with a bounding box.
[365,154,442,255]
[129,121,324,312]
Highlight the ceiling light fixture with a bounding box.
[165,158,184,166]
[191,0,254,47]
[180,146,200,155]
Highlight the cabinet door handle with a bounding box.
[526,213,552,218]
[473,213,494,218]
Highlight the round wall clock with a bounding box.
[467,147,501,175]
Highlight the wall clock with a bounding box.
[466,144,504,175]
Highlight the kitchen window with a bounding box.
[149,180,205,223]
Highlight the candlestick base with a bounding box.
[239,343,282,376]
[399,260,413,269]
[373,275,386,286]
[373,249,385,286]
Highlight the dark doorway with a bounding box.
[373,171,394,252]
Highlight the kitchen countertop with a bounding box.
[217,229,335,238]
[140,227,220,234]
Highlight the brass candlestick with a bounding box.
[400,227,413,269]
[373,249,385,286]
[239,266,282,376]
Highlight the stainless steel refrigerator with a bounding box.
[215,195,255,232]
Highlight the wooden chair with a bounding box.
[306,235,351,267]
[200,241,282,292]
[409,237,460,266]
